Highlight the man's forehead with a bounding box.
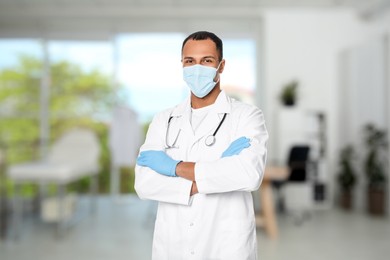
[183,39,217,53]
[182,40,218,60]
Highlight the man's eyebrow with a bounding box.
[202,56,217,59]
[183,56,216,60]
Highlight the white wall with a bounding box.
[338,9,390,214]
[261,9,376,206]
[339,37,388,212]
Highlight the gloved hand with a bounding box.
[221,137,251,158]
[136,150,181,177]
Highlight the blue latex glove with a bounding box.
[221,137,251,158]
[136,150,181,177]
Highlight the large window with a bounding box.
[222,38,256,104]
[0,39,43,160]
[49,41,113,75]
[116,33,185,123]
[0,39,43,119]
[0,39,42,70]
[48,41,114,121]
[0,39,115,162]
[1,35,256,125]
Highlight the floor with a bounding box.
[0,195,389,260]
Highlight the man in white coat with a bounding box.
[135,31,268,260]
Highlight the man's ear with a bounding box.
[218,59,226,73]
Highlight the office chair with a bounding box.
[287,146,310,181]
[272,145,311,224]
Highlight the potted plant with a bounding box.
[280,80,298,106]
[337,145,357,210]
[363,124,388,215]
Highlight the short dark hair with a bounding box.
[181,31,223,61]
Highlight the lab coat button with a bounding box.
[190,222,194,226]
[191,251,195,255]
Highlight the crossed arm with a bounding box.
[176,162,197,195]
[136,137,251,196]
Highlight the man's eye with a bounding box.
[201,59,212,64]
[185,60,193,64]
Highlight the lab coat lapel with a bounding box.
[171,97,194,139]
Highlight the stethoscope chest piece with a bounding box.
[205,135,216,146]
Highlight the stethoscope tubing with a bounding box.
[165,113,227,148]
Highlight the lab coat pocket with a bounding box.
[215,218,257,260]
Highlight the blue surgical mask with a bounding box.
[183,63,220,98]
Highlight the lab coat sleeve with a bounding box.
[195,105,268,194]
[134,111,193,206]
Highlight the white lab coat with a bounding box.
[135,91,268,260]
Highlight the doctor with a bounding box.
[135,31,268,260]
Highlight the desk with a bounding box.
[256,166,288,239]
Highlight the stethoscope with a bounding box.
[165,113,227,149]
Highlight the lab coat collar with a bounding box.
[170,90,231,141]
[171,90,231,117]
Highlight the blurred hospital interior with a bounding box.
[0,0,390,259]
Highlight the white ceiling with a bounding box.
[0,0,389,39]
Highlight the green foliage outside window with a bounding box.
[0,55,136,197]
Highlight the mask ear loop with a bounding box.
[213,61,222,83]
